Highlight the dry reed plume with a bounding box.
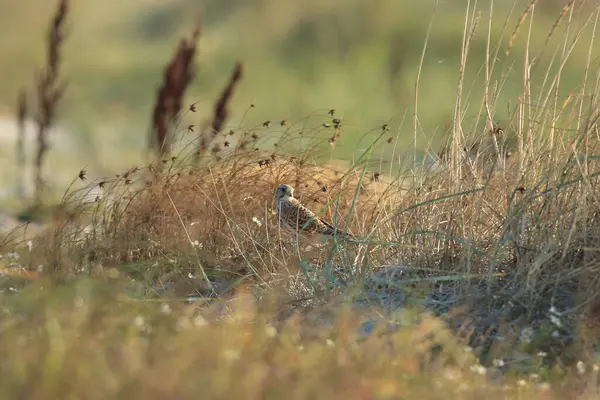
[16,89,27,200]
[150,26,200,158]
[33,0,68,205]
[196,62,243,158]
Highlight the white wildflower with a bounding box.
[492,359,505,368]
[470,364,487,375]
[252,216,262,227]
[265,325,277,338]
[160,303,172,315]
[538,382,551,391]
[520,327,534,344]
[549,306,562,327]
[537,351,547,357]
[549,314,562,328]
[577,361,586,375]
[529,373,540,382]
[133,315,145,328]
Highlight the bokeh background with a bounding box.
[0,0,597,204]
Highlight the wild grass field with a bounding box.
[2,0,600,398]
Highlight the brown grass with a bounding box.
[196,62,244,158]
[16,89,27,200]
[33,0,68,205]
[5,127,600,396]
[3,1,600,398]
[149,26,200,158]
[21,111,600,341]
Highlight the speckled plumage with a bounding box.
[274,184,352,238]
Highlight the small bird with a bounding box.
[274,184,353,240]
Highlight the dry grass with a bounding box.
[149,26,200,158]
[196,62,244,157]
[3,278,590,400]
[5,106,600,398]
[15,89,28,201]
[32,0,68,204]
[2,1,600,398]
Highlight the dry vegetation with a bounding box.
[32,0,68,204]
[149,25,200,158]
[3,0,600,398]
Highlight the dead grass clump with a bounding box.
[374,134,600,359]
[93,155,395,262]
[14,128,408,304]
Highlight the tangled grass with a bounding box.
[2,1,600,398]
[2,103,600,397]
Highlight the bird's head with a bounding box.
[275,184,294,201]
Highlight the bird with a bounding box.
[274,184,354,240]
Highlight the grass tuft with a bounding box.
[3,1,600,398]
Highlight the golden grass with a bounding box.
[2,115,600,398]
[0,278,594,400]
[2,1,600,398]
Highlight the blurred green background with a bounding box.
[0,0,597,201]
